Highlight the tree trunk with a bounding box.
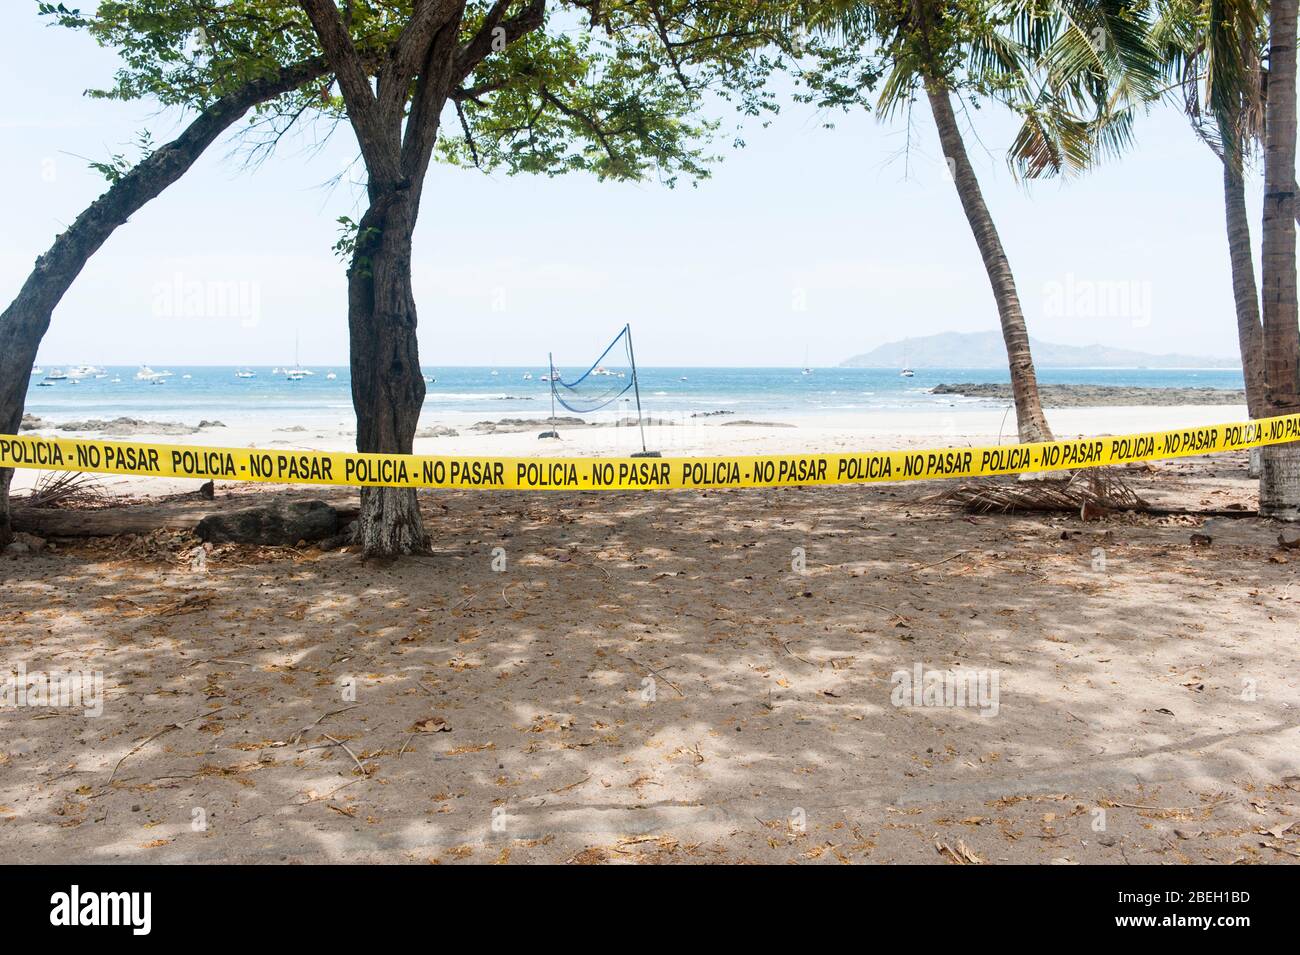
[0,57,331,547]
[348,190,429,555]
[1221,132,1268,479]
[1260,0,1300,519]
[0,468,11,548]
[925,83,1053,443]
[1221,146,1267,418]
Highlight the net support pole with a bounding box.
[539,352,559,440]
[625,324,650,455]
[549,352,556,430]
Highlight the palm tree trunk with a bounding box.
[924,82,1053,443]
[1221,131,1268,478]
[1221,146,1267,418]
[1259,0,1300,519]
[0,57,331,547]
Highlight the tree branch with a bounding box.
[454,0,546,83]
[378,0,466,118]
[451,78,508,102]
[401,11,467,187]
[537,84,618,164]
[455,98,483,167]
[299,0,399,182]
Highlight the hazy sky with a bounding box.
[2,9,1259,368]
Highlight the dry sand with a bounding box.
[2,435,1298,864]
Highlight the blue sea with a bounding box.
[25,365,1246,429]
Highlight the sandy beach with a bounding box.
[4,398,1298,864]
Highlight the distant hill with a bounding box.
[840,331,1238,369]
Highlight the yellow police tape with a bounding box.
[2,414,1298,492]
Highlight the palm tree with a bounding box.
[922,37,1054,442]
[1258,0,1300,518]
[794,1,1158,443]
[1152,0,1267,421]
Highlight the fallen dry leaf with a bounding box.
[411,717,451,734]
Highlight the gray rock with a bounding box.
[56,417,202,436]
[13,532,46,551]
[4,533,46,556]
[472,417,586,434]
[931,382,1246,408]
[196,500,341,545]
[317,520,358,552]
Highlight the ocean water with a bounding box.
[24,365,1247,429]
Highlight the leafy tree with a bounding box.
[3,1,776,552]
[293,0,775,554]
[1,0,352,547]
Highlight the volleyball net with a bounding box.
[549,325,637,414]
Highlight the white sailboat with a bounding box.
[899,339,914,378]
[285,334,312,380]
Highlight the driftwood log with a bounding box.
[196,500,344,545]
[12,494,359,543]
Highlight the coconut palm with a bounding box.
[1258,0,1300,517]
[791,1,1159,443]
[1151,0,1267,421]
[1137,1,1299,510]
